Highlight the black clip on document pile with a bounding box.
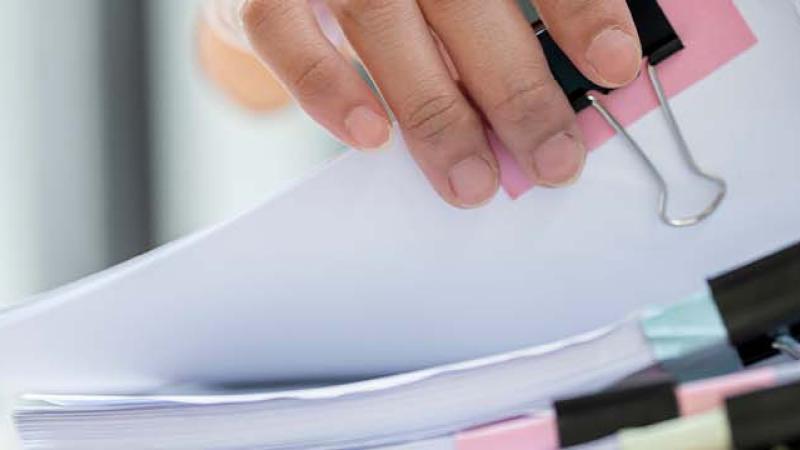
[552,241,800,447]
[710,242,800,366]
[556,367,800,449]
[534,0,727,227]
[555,376,678,447]
[727,378,800,449]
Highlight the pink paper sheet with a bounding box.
[495,0,758,199]
[457,413,558,450]
[676,367,775,416]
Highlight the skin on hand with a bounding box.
[236,0,642,208]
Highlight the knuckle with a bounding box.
[489,77,562,127]
[403,93,469,143]
[291,52,339,99]
[329,0,396,28]
[241,0,288,34]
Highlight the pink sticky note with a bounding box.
[496,0,758,199]
[676,367,776,416]
[456,413,558,450]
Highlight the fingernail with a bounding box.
[531,131,586,187]
[344,106,392,150]
[448,155,499,208]
[585,27,642,87]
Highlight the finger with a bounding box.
[533,0,642,88]
[241,0,391,150]
[328,0,499,208]
[421,0,586,186]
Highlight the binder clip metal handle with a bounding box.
[773,330,800,360]
[536,0,729,227]
[587,64,727,228]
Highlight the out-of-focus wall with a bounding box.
[0,0,341,304]
[0,0,109,307]
[0,0,38,308]
[147,0,340,244]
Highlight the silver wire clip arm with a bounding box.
[587,64,727,228]
[773,331,800,360]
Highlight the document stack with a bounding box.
[3,0,800,449]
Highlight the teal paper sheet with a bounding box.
[641,291,740,380]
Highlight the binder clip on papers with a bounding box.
[710,242,800,366]
[726,378,800,449]
[535,0,727,227]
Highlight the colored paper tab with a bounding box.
[457,414,559,450]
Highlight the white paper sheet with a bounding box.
[381,437,455,450]
[14,318,653,449]
[0,0,799,394]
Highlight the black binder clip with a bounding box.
[709,242,800,365]
[555,376,679,447]
[535,0,726,227]
[726,379,800,449]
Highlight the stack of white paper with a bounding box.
[15,320,653,449]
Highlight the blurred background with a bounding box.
[0,0,541,310]
[0,0,343,309]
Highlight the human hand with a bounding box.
[238,0,642,207]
